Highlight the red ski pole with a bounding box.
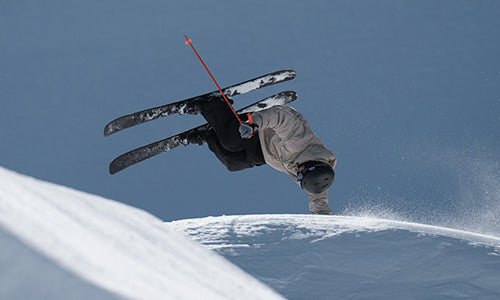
[184,35,243,124]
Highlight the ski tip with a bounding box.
[104,124,118,137]
[109,154,129,174]
[281,69,296,78]
[104,121,123,137]
[278,70,297,82]
[277,90,297,97]
[104,126,112,137]
[109,161,122,175]
[286,90,298,100]
[282,90,298,102]
[273,90,297,99]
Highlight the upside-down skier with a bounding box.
[197,95,337,215]
[105,37,336,214]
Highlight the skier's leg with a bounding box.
[200,96,245,152]
[205,130,257,171]
[199,95,266,170]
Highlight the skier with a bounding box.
[198,95,337,215]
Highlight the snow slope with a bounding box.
[1,165,499,299]
[0,166,283,300]
[168,215,500,300]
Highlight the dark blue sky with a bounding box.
[1,1,498,235]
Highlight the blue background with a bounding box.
[1,1,498,235]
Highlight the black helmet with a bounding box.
[297,161,335,194]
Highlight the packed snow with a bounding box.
[1,165,499,299]
[168,215,500,299]
[0,166,282,300]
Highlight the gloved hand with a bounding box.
[239,112,258,139]
[239,122,258,139]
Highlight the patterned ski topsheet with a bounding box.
[104,70,296,136]
[109,91,298,174]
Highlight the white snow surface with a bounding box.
[168,215,500,299]
[1,165,499,299]
[0,166,283,300]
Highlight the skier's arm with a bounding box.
[251,105,310,142]
[308,191,333,215]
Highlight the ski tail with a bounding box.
[109,124,209,175]
[109,91,297,174]
[104,70,296,137]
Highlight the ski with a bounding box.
[104,70,296,136]
[109,91,298,174]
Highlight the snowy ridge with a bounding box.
[0,166,283,300]
[1,165,499,299]
[169,214,500,250]
[168,215,500,299]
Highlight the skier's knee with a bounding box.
[220,135,245,152]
